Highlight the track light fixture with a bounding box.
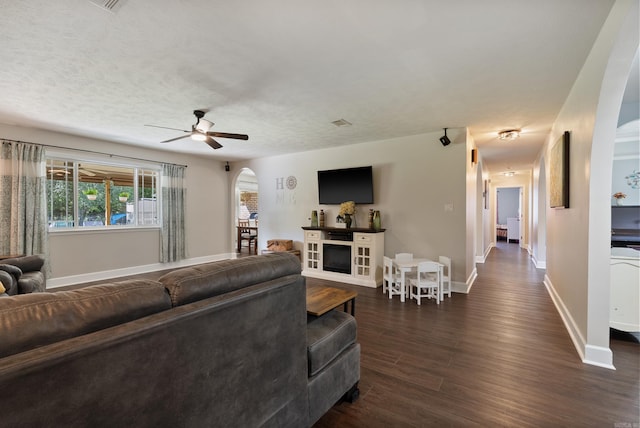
[439,128,451,146]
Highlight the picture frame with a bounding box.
[550,131,570,209]
[483,179,489,209]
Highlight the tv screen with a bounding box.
[318,166,374,204]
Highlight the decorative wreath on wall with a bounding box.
[626,170,639,189]
[286,176,297,190]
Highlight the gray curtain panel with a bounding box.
[160,163,186,263]
[0,140,48,258]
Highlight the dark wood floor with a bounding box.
[312,242,640,427]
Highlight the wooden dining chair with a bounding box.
[409,261,440,305]
[238,219,257,254]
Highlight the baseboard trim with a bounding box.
[531,254,547,269]
[543,274,615,370]
[583,345,615,370]
[543,274,586,360]
[47,253,237,289]
[456,267,477,294]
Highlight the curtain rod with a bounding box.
[1,138,188,168]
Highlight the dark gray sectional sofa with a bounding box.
[0,253,359,427]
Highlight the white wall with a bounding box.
[234,128,476,286]
[539,0,638,368]
[0,123,231,284]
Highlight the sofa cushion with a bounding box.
[17,271,44,294]
[0,279,171,358]
[159,253,302,306]
[0,267,19,295]
[1,255,44,273]
[307,310,357,377]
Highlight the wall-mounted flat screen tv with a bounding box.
[318,166,374,204]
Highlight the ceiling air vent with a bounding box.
[331,119,352,127]
[88,0,125,12]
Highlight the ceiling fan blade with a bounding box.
[161,134,192,143]
[207,132,249,140]
[145,124,191,132]
[205,137,223,150]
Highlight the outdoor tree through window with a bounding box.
[46,158,160,229]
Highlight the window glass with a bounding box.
[46,158,160,229]
[47,160,74,227]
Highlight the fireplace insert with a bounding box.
[323,243,352,274]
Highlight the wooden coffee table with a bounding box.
[306,284,357,317]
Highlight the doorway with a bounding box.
[234,168,259,254]
[496,187,522,244]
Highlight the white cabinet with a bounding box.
[303,230,321,272]
[302,228,385,288]
[610,248,640,332]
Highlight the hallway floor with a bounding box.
[313,242,640,427]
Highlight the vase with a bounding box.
[311,210,318,227]
[373,210,381,231]
[344,213,352,229]
[615,198,624,206]
[319,209,325,227]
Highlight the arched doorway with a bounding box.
[234,168,259,254]
[585,3,638,367]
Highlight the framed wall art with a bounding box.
[550,131,570,209]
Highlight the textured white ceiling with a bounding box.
[0,0,621,174]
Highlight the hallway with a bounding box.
[314,242,640,427]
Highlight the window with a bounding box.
[46,157,160,229]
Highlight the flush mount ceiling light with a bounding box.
[498,129,520,140]
[503,171,515,177]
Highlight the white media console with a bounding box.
[302,227,385,288]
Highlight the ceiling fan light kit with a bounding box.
[145,110,248,150]
[498,129,520,140]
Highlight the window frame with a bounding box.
[46,150,162,232]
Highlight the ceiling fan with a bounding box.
[145,110,249,150]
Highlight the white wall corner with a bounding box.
[477,244,494,264]
[531,255,547,269]
[486,244,494,258]
[451,280,470,294]
[544,274,615,369]
[461,268,478,293]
